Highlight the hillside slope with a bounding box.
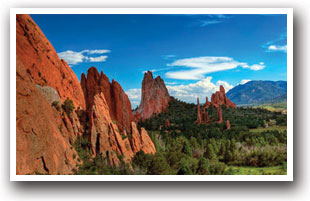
[226,81,287,105]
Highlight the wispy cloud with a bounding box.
[267,45,287,53]
[206,14,230,19]
[200,20,222,27]
[166,77,233,103]
[262,33,287,53]
[81,49,110,54]
[162,55,176,60]
[165,56,265,80]
[58,49,110,65]
[199,14,230,26]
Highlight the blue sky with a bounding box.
[31,14,287,107]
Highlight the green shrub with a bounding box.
[52,101,61,111]
[62,98,75,116]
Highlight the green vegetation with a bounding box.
[73,136,133,175]
[62,98,75,116]
[52,101,61,111]
[73,98,287,175]
[134,98,287,175]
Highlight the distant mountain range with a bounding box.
[226,80,287,106]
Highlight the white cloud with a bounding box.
[240,79,251,85]
[240,62,265,71]
[200,20,222,26]
[88,55,108,62]
[162,55,176,59]
[58,49,110,65]
[81,49,110,54]
[58,51,85,65]
[165,56,265,80]
[166,77,233,103]
[268,45,287,53]
[126,88,141,108]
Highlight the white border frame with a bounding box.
[10,8,293,181]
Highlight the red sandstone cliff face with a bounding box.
[16,56,81,175]
[16,14,86,109]
[81,67,134,133]
[16,15,85,175]
[135,71,171,121]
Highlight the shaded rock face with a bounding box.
[88,92,134,163]
[87,93,156,163]
[135,71,170,121]
[130,122,156,154]
[16,56,81,175]
[196,85,235,125]
[16,14,85,109]
[81,67,133,133]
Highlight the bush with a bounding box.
[52,101,61,111]
[62,98,75,116]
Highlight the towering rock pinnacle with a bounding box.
[226,120,231,130]
[135,71,171,121]
[217,107,223,123]
[81,67,133,133]
[196,97,202,124]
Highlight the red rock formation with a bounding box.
[130,122,156,154]
[196,85,236,125]
[88,92,134,162]
[210,85,236,108]
[226,120,231,130]
[204,97,211,108]
[165,119,171,129]
[135,71,170,121]
[130,122,142,153]
[81,67,133,133]
[16,56,81,175]
[140,128,156,154]
[196,97,202,124]
[16,14,85,175]
[217,107,223,123]
[16,14,85,109]
[82,68,157,163]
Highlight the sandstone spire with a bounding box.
[134,71,171,121]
